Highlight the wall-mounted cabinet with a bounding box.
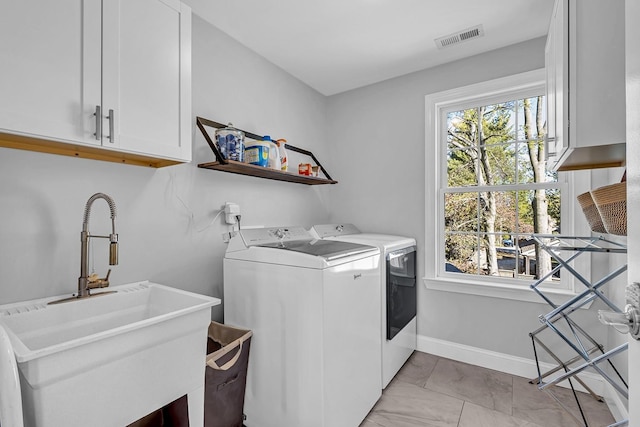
[0,0,191,167]
[545,0,626,171]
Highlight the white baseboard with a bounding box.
[603,383,629,423]
[417,334,628,422]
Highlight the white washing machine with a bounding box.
[223,226,382,427]
[310,224,417,388]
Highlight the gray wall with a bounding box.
[0,15,331,322]
[599,167,629,387]
[325,37,613,360]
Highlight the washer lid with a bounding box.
[258,239,375,261]
[310,224,416,252]
[225,226,379,268]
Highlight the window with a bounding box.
[445,96,558,280]
[425,70,581,303]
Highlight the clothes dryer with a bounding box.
[310,223,417,388]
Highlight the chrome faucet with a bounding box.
[77,193,119,298]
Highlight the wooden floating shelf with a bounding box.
[196,116,338,186]
[198,160,338,185]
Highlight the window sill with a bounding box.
[422,276,590,307]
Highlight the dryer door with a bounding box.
[386,247,417,340]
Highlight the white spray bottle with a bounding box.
[265,136,281,170]
[276,139,288,171]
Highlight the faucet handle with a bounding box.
[87,269,111,289]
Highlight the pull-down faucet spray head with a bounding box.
[110,240,118,265]
[78,193,119,298]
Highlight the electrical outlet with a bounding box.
[224,202,240,224]
[222,231,237,243]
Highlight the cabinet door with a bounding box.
[545,0,568,167]
[571,0,626,149]
[102,0,191,161]
[544,13,556,159]
[547,0,625,171]
[0,0,102,145]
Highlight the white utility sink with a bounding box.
[0,281,221,427]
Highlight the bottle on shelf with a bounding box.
[244,135,271,167]
[276,139,288,171]
[265,136,281,170]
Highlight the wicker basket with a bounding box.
[590,182,627,236]
[577,191,607,233]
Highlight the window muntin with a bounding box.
[442,95,561,283]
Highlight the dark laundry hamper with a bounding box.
[129,321,252,427]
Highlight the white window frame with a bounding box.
[424,69,590,304]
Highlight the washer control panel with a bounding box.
[311,223,360,238]
[241,227,311,246]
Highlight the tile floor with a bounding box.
[360,351,617,427]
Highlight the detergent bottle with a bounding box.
[265,136,281,170]
[244,136,270,167]
[276,139,288,171]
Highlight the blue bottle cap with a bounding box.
[262,135,271,141]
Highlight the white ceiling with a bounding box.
[183,0,555,96]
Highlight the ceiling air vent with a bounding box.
[435,25,485,49]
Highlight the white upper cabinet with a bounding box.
[102,0,191,161]
[545,0,626,171]
[0,0,191,166]
[545,0,567,168]
[0,1,100,146]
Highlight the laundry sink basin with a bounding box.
[0,281,221,427]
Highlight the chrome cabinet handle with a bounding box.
[107,109,115,143]
[93,105,101,140]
